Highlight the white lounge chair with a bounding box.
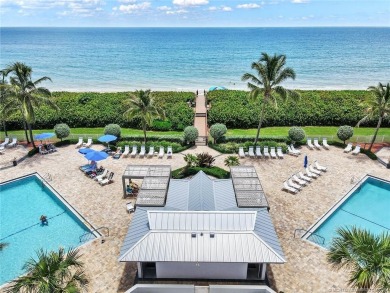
[139,145,146,158]
[148,146,154,158]
[309,165,321,176]
[130,145,137,157]
[95,169,109,182]
[122,145,130,157]
[306,167,318,178]
[263,146,270,159]
[287,145,299,156]
[270,147,277,159]
[126,202,135,213]
[75,137,83,148]
[248,146,255,158]
[255,146,262,158]
[99,172,114,186]
[292,174,307,186]
[352,145,361,155]
[276,147,284,159]
[314,161,327,172]
[0,137,9,148]
[299,172,312,182]
[322,138,330,150]
[283,181,298,194]
[313,138,321,150]
[158,146,164,158]
[167,146,172,159]
[7,137,17,148]
[288,178,302,190]
[238,147,245,158]
[84,137,93,148]
[344,143,353,153]
[307,138,314,150]
[291,144,301,155]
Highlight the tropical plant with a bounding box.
[224,155,240,167]
[0,69,10,136]
[183,126,198,144]
[337,125,354,144]
[327,226,390,292]
[357,82,390,151]
[241,53,299,145]
[54,123,70,141]
[209,123,227,143]
[184,153,198,167]
[104,123,121,138]
[6,247,89,293]
[196,152,215,168]
[3,62,57,147]
[123,89,165,143]
[288,126,305,143]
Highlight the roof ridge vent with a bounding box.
[191,232,196,238]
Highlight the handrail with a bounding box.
[294,228,325,245]
[79,226,109,243]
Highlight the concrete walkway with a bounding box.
[194,91,208,145]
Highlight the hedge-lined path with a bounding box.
[194,92,208,145]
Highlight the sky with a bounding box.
[0,0,389,27]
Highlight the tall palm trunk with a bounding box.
[27,122,35,148]
[368,116,382,152]
[2,121,7,136]
[254,101,266,146]
[23,120,30,143]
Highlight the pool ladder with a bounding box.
[79,227,110,243]
[294,228,325,245]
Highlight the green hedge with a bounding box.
[172,166,230,179]
[4,91,195,131]
[207,90,389,128]
[120,135,184,144]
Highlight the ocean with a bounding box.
[0,27,389,91]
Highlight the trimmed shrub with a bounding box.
[288,126,305,143]
[183,126,198,144]
[152,120,172,131]
[171,166,230,179]
[210,123,227,143]
[120,135,184,144]
[54,123,70,141]
[104,124,121,138]
[337,125,354,144]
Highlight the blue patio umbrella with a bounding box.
[34,132,55,140]
[78,148,95,154]
[84,150,109,162]
[304,155,308,168]
[98,134,117,149]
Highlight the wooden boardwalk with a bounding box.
[194,91,208,145]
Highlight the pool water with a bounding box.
[0,174,94,285]
[308,176,390,248]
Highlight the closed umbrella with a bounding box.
[84,150,109,162]
[304,155,308,168]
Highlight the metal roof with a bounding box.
[230,166,269,208]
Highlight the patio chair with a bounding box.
[167,146,173,159]
[298,172,312,182]
[130,145,137,157]
[314,160,327,171]
[238,147,245,158]
[287,145,299,156]
[126,202,135,213]
[352,145,361,155]
[84,137,93,148]
[313,138,321,150]
[99,172,114,186]
[344,143,353,153]
[0,147,4,155]
[322,138,330,150]
[75,137,83,148]
[292,174,307,186]
[158,146,164,158]
[309,165,321,176]
[307,138,314,150]
[248,146,255,158]
[148,146,154,158]
[276,147,284,159]
[305,167,318,178]
[270,147,277,159]
[288,178,302,190]
[139,145,146,158]
[291,144,301,155]
[283,181,298,194]
[0,137,9,148]
[7,137,17,148]
[263,146,270,158]
[122,145,130,157]
[95,169,109,182]
[255,146,262,158]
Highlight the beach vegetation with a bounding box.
[357,82,390,151]
[183,126,199,144]
[104,123,121,138]
[288,126,306,143]
[54,123,70,141]
[327,226,390,292]
[337,125,354,144]
[209,123,227,143]
[241,52,299,146]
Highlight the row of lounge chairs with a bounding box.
[307,138,330,150]
[239,146,284,159]
[283,161,327,194]
[75,137,93,148]
[344,143,361,155]
[39,144,57,155]
[287,145,301,156]
[122,145,172,159]
[0,137,18,150]
[79,164,114,186]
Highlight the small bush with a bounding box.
[152,120,172,131]
[184,154,198,167]
[210,123,227,143]
[183,126,198,144]
[104,124,121,138]
[337,125,354,144]
[196,152,215,167]
[288,126,305,143]
[171,166,230,179]
[54,123,70,141]
[224,155,240,167]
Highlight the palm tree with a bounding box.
[6,247,89,293]
[357,82,390,152]
[0,69,10,137]
[242,53,299,145]
[4,62,57,148]
[327,226,390,292]
[123,89,165,143]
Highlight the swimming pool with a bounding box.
[305,175,390,249]
[0,174,97,285]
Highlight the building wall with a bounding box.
[156,262,248,279]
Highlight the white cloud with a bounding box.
[172,0,208,7]
[157,5,171,11]
[208,5,232,12]
[118,0,137,3]
[222,6,232,11]
[166,9,188,14]
[291,0,309,3]
[117,2,150,13]
[236,3,261,9]
[208,6,217,11]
